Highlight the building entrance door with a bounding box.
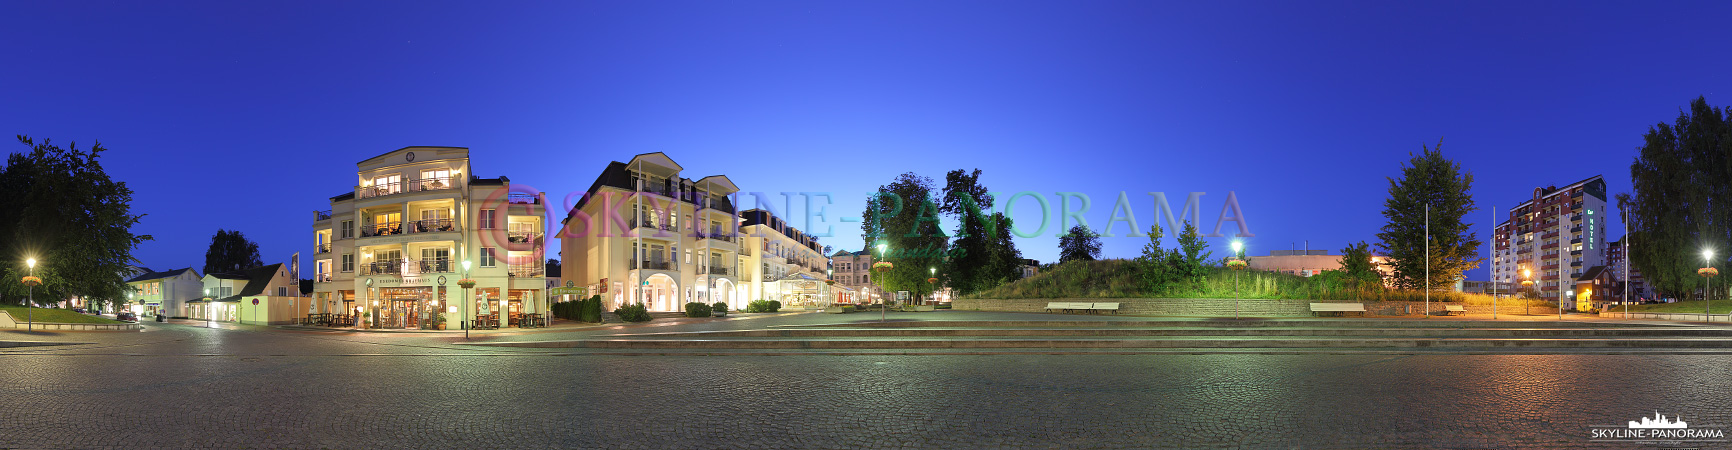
[380,287,431,329]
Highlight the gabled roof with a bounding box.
[358,146,468,166]
[694,175,739,194]
[126,268,199,283]
[1577,265,1609,282]
[626,152,683,175]
[236,263,287,297]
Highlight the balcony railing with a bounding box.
[313,273,333,282]
[508,193,540,205]
[314,243,332,254]
[360,260,404,276]
[508,230,542,243]
[314,210,333,222]
[707,266,730,276]
[628,219,676,232]
[409,258,453,274]
[408,218,457,234]
[507,264,544,277]
[698,230,736,243]
[356,176,458,200]
[361,222,404,238]
[629,260,672,270]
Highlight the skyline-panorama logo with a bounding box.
[1590,411,1727,446]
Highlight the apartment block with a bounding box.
[1490,175,1608,307]
[311,147,548,329]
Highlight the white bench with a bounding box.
[1044,302,1121,315]
[1309,302,1367,317]
[1440,305,1467,316]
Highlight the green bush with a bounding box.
[580,295,603,323]
[712,302,729,315]
[684,302,712,318]
[746,300,781,313]
[614,303,653,322]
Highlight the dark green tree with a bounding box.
[1376,140,1482,290]
[861,172,950,302]
[1058,225,1101,263]
[204,229,262,276]
[1138,223,1174,293]
[1337,241,1381,300]
[939,168,1022,296]
[1174,221,1213,282]
[1621,97,1732,299]
[0,136,152,310]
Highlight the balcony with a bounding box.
[507,193,541,205]
[628,219,676,233]
[507,264,544,277]
[698,230,736,243]
[629,260,672,270]
[407,218,458,234]
[360,260,404,276]
[314,243,332,254]
[313,273,333,283]
[356,176,458,200]
[508,230,542,244]
[360,222,404,238]
[707,266,730,276]
[314,210,333,222]
[410,258,454,274]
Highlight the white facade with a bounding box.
[312,146,548,329]
[1491,176,1609,305]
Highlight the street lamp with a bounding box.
[25,258,36,331]
[876,242,888,322]
[1705,249,1715,318]
[1522,268,1533,315]
[1230,241,1243,319]
[462,259,472,339]
[929,267,936,304]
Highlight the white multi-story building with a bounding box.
[311,146,547,329]
[738,208,830,308]
[124,267,202,318]
[558,152,745,312]
[1491,175,1608,306]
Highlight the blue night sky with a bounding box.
[3,1,1728,282]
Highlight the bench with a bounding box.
[1309,302,1367,317]
[1044,302,1121,315]
[1439,305,1467,316]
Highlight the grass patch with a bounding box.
[0,306,124,324]
[969,259,1555,306]
[1623,300,1732,315]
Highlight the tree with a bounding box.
[0,136,152,309]
[1058,225,1101,263]
[939,168,1023,296]
[204,229,262,275]
[1622,96,1732,299]
[861,172,950,301]
[1173,221,1213,285]
[1338,241,1381,300]
[1376,140,1482,290]
[1138,223,1174,293]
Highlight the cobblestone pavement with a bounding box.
[3,313,1731,449]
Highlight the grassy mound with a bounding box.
[0,306,125,324]
[969,259,1552,305]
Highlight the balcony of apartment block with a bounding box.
[314,210,333,223]
[312,273,334,283]
[696,228,738,246]
[705,265,733,276]
[626,218,678,236]
[1570,238,1582,245]
[507,264,544,278]
[507,230,543,245]
[360,219,460,239]
[1570,249,1582,256]
[628,259,675,271]
[358,259,456,277]
[1571,261,1582,267]
[314,243,332,254]
[356,177,459,201]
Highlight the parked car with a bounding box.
[116,312,137,322]
[72,307,86,314]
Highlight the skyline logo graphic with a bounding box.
[1629,412,1689,429]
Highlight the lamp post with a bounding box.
[1230,241,1243,320]
[1522,268,1533,316]
[462,259,472,339]
[25,258,36,331]
[928,267,936,304]
[1705,249,1715,319]
[876,242,888,322]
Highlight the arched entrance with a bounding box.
[713,278,736,311]
[642,273,679,311]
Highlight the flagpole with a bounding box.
[1492,206,1497,320]
[1425,203,1430,318]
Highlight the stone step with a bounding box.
[781,319,1667,329]
[472,336,1732,350]
[613,327,1732,338]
